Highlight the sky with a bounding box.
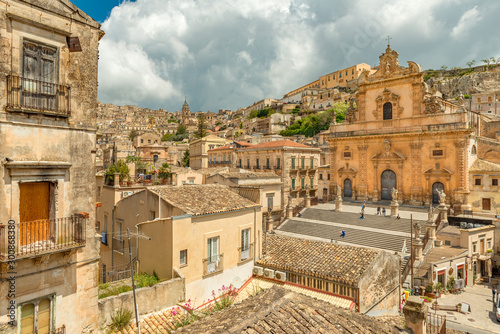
[71,0,500,113]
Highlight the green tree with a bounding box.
[194,114,207,139]
[176,125,186,135]
[128,130,138,142]
[161,133,173,141]
[158,162,171,180]
[440,65,448,70]
[247,110,258,119]
[105,160,130,183]
[181,149,190,167]
[466,60,476,68]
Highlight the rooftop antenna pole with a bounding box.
[128,228,140,334]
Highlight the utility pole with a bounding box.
[410,214,414,292]
[128,228,140,334]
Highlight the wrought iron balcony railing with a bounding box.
[6,75,71,117]
[0,216,86,261]
[238,243,254,262]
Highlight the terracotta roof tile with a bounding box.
[150,184,259,216]
[469,158,500,172]
[174,286,402,333]
[258,234,379,285]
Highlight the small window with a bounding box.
[493,179,498,186]
[148,139,151,143]
[383,102,393,120]
[327,174,330,180]
[475,179,482,186]
[21,297,53,334]
[150,210,156,220]
[291,179,295,190]
[180,249,187,266]
[344,151,351,158]
[319,174,323,180]
[432,150,443,157]
[301,178,305,189]
[487,239,492,250]
[310,157,314,168]
[291,157,295,169]
[444,240,451,246]
[277,158,280,168]
[473,242,477,253]
[141,139,144,143]
[310,177,314,188]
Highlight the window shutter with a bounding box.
[38,299,51,334]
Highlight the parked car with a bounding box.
[497,299,500,322]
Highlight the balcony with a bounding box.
[253,165,261,170]
[238,243,254,263]
[0,216,86,261]
[203,253,224,276]
[274,165,282,170]
[6,75,71,117]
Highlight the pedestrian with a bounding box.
[340,230,345,238]
[377,205,381,215]
[359,212,364,220]
[298,212,302,217]
[396,213,401,220]
[493,287,497,303]
[382,207,386,216]
[361,202,365,211]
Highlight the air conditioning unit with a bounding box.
[122,191,132,198]
[263,268,275,279]
[275,271,286,282]
[252,266,264,276]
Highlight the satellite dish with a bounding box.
[232,276,243,289]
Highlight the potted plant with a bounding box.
[158,163,171,185]
[456,303,462,312]
[104,160,130,186]
[432,301,439,310]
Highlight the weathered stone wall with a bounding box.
[0,1,103,333]
[358,251,400,315]
[98,277,185,330]
[427,69,500,99]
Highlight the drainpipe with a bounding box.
[253,207,257,261]
[136,224,139,273]
[158,190,161,219]
[111,204,116,281]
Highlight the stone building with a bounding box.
[207,141,253,167]
[189,134,229,169]
[206,171,283,213]
[112,185,262,304]
[0,0,103,332]
[234,140,321,207]
[256,234,400,315]
[327,45,482,209]
[471,91,500,115]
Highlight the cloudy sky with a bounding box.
[73,0,500,113]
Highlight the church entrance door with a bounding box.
[381,170,396,200]
[432,182,444,204]
[343,179,352,198]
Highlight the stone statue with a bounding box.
[437,189,446,204]
[427,205,434,221]
[413,223,421,240]
[391,187,398,201]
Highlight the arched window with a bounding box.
[383,102,393,120]
[471,145,477,155]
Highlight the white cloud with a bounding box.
[97,0,500,112]
[451,6,481,39]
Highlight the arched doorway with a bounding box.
[343,179,352,198]
[432,182,444,204]
[383,102,393,120]
[381,170,396,200]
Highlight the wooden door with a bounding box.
[343,179,352,198]
[381,170,397,200]
[19,182,50,246]
[480,239,485,254]
[482,198,491,210]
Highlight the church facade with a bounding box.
[327,45,480,210]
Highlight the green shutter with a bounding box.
[301,178,305,189]
[310,157,314,168]
[277,158,280,168]
[301,158,305,169]
[291,157,295,169]
[292,179,295,190]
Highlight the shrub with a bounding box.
[134,273,159,288]
[105,159,130,183]
[464,94,471,99]
[99,283,109,290]
[446,277,455,291]
[426,283,434,292]
[98,285,132,299]
[109,307,133,332]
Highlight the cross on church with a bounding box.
[386,35,392,46]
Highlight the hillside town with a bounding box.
[2,1,500,334]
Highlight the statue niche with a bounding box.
[373,88,404,120]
